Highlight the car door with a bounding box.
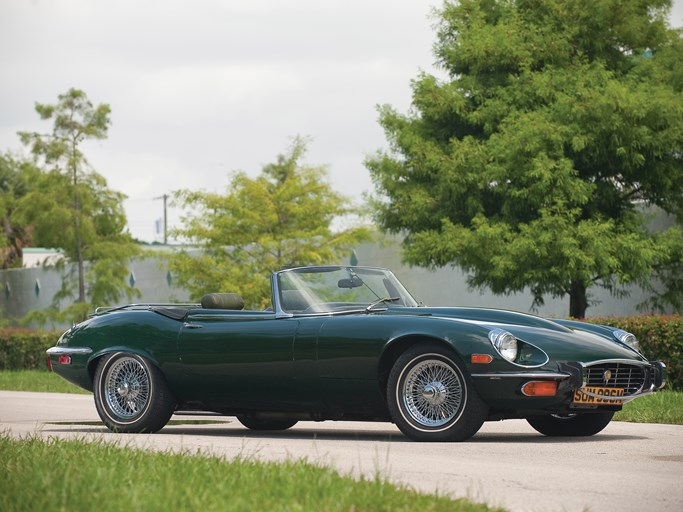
[177,310,299,409]
[300,315,389,415]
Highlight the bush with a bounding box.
[0,329,59,371]
[587,315,682,390]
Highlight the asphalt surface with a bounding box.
[1,390,682,512]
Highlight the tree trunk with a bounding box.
[71,137,86,303]
[569,280,588,319]
[76,234,85,302]
[1,215,24,269]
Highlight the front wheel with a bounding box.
[94,352,176,433]
[236,415,298,431]
[387,344,488,442]
[526,411,615,437]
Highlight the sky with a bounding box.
[1,0,682,243]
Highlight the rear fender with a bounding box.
[87,346,162,385]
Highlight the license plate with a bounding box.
[572,386,625,405]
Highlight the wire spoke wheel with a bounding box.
[402,359,463,427]
[104,357,150,420]
[94,352,176,433]
[388,344,488,442]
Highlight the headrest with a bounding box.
[200,293,245,310]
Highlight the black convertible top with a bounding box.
[151,307,190,321]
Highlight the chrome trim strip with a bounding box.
[471,372,569,380]
[94,303,200,314]
[656,362,667,389]
[486,330,550,369]
[579,359,651,367]
[271,273,293,319]
[506,339,550,369]
[46,347,93,355]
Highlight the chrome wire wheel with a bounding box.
[388,345,488,442]
[103,356,151,421]
[401,358,464,428]
[94,352,176,433]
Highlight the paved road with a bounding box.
[1,390,682,512]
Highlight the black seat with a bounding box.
[200,293,245,310]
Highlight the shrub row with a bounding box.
[0,316,680,388]
[586,315,682,391]
[0,329,58,372]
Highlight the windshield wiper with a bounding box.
[365,297,400,312]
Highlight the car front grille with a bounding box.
[585,362,646,395]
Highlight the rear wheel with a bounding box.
[527,411,615,437]
[236,415,298,431]
[94,352,176,433]
[387,344,488,442]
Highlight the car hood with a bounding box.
[386,306,644,362]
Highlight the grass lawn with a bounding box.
[0,434,501,512]
[613,389,683,425]
[0,370,90,394]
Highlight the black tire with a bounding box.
[236,415,298,431]
[387,344,489,442]
[527,411,615,437]
[94,352,176,433]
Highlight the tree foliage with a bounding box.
[367,0,683,317]
[15,88,140,322]
[0,155,39,269]
[170,137,372,309]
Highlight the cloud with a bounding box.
[2,0,680,242]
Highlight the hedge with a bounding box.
[0,316,681,389]
[0,329,59,372]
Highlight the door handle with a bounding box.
[183,323,203,329]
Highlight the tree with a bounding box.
[170,137,372,309]
[367,0,683,318]
[0,155,38,269]
[16,89,140,321]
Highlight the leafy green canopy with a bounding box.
[367,0,683,317]
[16,89,140,322]
[170,137,372,309]
[0,155,39,269]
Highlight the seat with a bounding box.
[200,293,245,310]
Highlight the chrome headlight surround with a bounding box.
[488,328,519,363]
[613,329,640,351]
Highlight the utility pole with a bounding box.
[154,194,168,244]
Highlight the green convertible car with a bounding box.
[47,265,666,441]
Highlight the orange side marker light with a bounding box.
[471,354,493,364]
[521,381,557,397]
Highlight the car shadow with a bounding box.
[39,421,650,444]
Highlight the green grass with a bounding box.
[613,390,683,425]
[0,434,500,512]
[0,370,90,394]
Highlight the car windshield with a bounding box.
[276,266,419,314]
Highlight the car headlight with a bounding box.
[613,329,640,351]
[488,328,518,362]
